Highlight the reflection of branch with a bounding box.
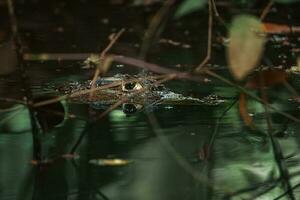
[71,159,110,200]
[226,178,280,199]
[207,99,238,159]
[259,71,295,199]
[195,0,213,72]
[146,112,224,193]
[274,182,300,200]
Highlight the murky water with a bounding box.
[2,65,300,200]
[1,1,300,200]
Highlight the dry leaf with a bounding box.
[227,15,265,80]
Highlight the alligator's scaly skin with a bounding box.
[58,74,225,106]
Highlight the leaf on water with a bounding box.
[174,0,206,18]
[239,92,254,127]
[227,15,265,80]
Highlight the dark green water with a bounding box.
[1,1,300,200]
[2,65,300,200]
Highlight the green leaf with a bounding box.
[174,0,206,18]
[227,15,265,80]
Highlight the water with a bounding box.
[2,1,300,199]
[2,69,300,199]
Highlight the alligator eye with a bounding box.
[122,82,143,91]
[125,82,136,90]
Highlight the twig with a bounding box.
[69,74,175,153]
[204,69,300,123]
[139,0,175,59]
[225,178,280,199]
[96,55,300,124]
[260,1,273,21]
[0,99,26,112]
[207,99,238,154]
[0,97,26,104]
[283,81,299,97]
[146,112,234,196]
[6,0,41,160]
[195,0,213,72]
[92,74,175,121]
[211,0,226,27]
[274,182,300,200]
[33,74,164,108]
[108,54,207,82]
[90,28,126,95]
[23,53,93,61]
[0,107,25,126]
[33,80,123,107]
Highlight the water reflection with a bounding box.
[2,92,300,199]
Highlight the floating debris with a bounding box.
[31,159,53,166]
[89,158,132,166]
[159,38,191,49]
[61,153,80,160]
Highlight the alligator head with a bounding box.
[57,74,225,114]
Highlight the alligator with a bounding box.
[57,74,225,113]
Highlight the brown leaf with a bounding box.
[227,15,266,80]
